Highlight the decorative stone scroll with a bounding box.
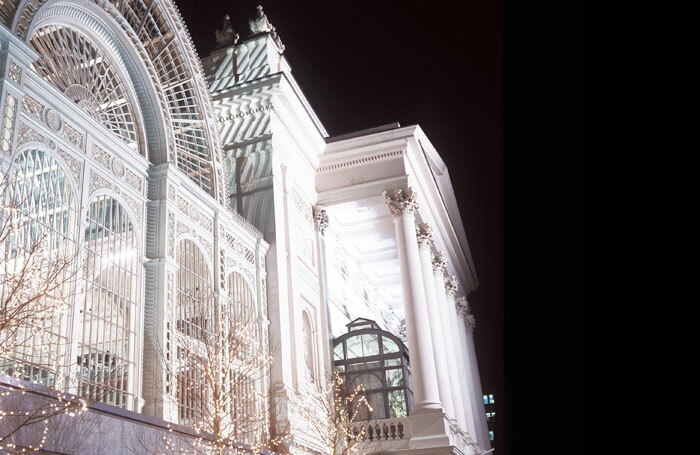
[383,188,419,217]
[416,223,433,249]
[290,187,313,223]
[312,205,329,234]
[444,276,459,297]
[432,252,447,274]
[8,61,22,84]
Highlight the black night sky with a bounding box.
[176,1,583,454]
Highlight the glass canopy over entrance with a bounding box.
[333,318,413,420]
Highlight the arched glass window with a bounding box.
[226,272,263,445]
[1,149,76,387]
[78,195,138,409]
[333,318,413,420]
[302,311,315,382]
[176,239,213,425]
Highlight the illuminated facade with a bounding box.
[0,3,490,454]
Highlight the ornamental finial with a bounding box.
[383,188,419,217]
[313,205,329,234]
[432,252,447,274]
[416,223,433,249]
[444,276,459,297]
[249,5,285,52]
[215,14,239,48]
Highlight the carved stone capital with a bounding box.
[312,205,329,234]
[432,252,447,274]
[415,223,433,249]
[444,276,459,297]
[383,187,419,217]
[465,314,476,334]
[455,296,470,318]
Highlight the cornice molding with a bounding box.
[317,149,406,173]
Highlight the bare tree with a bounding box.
[278,372,372,455]
[154,299,280,455]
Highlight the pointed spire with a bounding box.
[248,5,285,53]
[215,14,239,48]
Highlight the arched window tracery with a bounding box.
[3,0,226,200]
[29,25,143,155]
[78,195,139,409]
[0,148,77,387]
[176,239,213,425]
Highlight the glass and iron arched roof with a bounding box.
[1,0,226,202]
[333,318,413,419]
[30,25,142,153]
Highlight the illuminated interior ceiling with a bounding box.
[30,25,142,153]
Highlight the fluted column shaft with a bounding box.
[416,224,453,418]
[457,305,491,450]
[435,269,468,431]
[451,297,479,439]
[384,189,442,413]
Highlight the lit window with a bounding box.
[489,431,494,441]
[483,395,489,404]
[489,394,495,404]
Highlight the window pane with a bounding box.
[367,393,386,420]
[347,361,381,372]
[384,357,401,367]
[348,372,383,391]
[388,390,407,418]
[362,334,379,357]
[334,343,345,361]
[346,335,363,359]
[383,337,400,354]
[385,368,403,387]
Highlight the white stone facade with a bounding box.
[0,2,490,454]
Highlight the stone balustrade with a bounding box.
[347,417,410,443]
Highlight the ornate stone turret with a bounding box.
[215,14,239,48]
[248,5,285,53]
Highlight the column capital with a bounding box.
[415,223,434,249]
[465,314,476,334]
[455,296,470,318]
[444,276,459,297]
[432,252,447,274]
[383,187,419,217]
[312,205,329,234]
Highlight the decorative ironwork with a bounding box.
[30,25,142,153]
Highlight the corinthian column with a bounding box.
[451,296,479,439]
[415,224,454,418]
[384,188,442,413]
[433,262,468,431]
[456,298,491,450]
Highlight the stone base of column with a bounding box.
[412,400,444,414]
[407,412,481,455]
